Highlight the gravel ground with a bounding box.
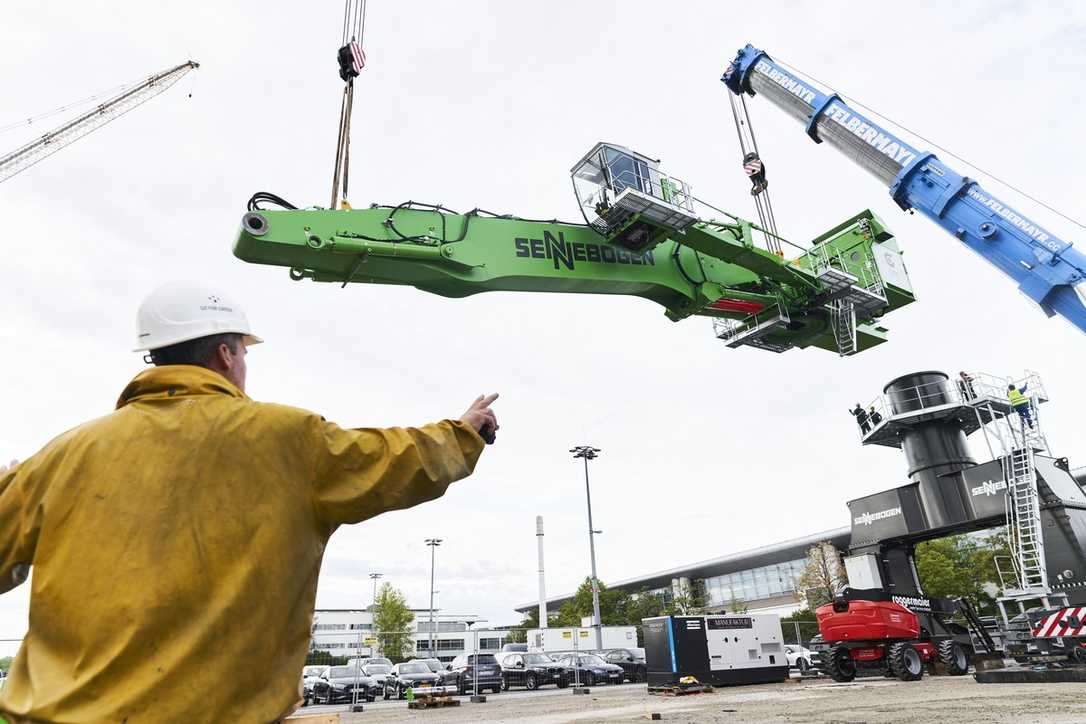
[294,676,1086,723]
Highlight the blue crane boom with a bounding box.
[722,44,1086,333]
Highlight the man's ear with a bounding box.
[214,342,233,370]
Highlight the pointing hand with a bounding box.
[460,394,499,444]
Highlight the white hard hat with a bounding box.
[135,281,263,352]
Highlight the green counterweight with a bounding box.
[234,199,915,356]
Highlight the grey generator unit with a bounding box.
[643,614,789,687]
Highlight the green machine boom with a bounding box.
[234,142,915,355]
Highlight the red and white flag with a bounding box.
[350,41,366,74]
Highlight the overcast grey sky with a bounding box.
[2,0,1085,654]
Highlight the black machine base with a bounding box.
[975,666,1086,684]
[648,665,788,688]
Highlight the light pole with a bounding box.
[464,619,485,703]
[369,572,383,608]
[425,538,443,656]
[354,572,381,713]
[571,445,603,652]
[368,572,382,656]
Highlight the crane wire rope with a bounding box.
[770,54,1086,235]
[743,95,784,254]
[726,91,783,256]
[330,0,368,210]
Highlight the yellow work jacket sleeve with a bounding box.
[0,460,43,594]
[309,417,485,527]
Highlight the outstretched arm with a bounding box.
[310,396,498,526]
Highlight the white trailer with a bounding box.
[528,625,638,653]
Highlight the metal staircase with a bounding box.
[829,300,856,356]
[956,597,998,655]
[805,240,886,356]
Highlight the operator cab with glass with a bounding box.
[571,142,698,252]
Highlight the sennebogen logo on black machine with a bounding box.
[971,478,1008,497]
[853,507,902,526]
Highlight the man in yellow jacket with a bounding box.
[1008,383,1033,429]
[0,281,498,723]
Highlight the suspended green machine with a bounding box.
[234,142,915,355]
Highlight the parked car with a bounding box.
[412,658,456,684]
[349,656,392,668]
[603,648,647,682]
[383,661,443,699]
[310,665,381,704]
[301,665,329,705]
[499,652,569,690]
[446,653,503,694]
[360,662,392,687]
[784,644,818,673]
[553,653,624,686]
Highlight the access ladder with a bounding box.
[960,373,1056,603]
[806,240,886,356]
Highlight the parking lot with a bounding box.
[294,675,1086,723]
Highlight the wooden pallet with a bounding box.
[647,683,713,696]
[407,696,462,710]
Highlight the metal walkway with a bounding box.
[712,303,794,353]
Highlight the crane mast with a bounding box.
[722,45,1086,334]
[0,60,199,184]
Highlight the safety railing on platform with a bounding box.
[712,301,792,352]
[572,147,698,237]
[607,168,695,214]
[849,371,1047,444]
[805,237,885,302]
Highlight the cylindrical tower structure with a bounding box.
[883,371,976,528]
[536,516,547,629]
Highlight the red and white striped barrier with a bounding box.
[1032,607,1086,638]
